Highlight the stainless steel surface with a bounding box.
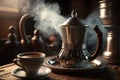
[99,0,120,64]
[102,25,120,64]
[99,0,120,25]
[57,10,103,67]
[44,56,107,72]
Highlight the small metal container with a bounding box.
[99,0,120,25]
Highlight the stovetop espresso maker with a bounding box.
[57,10,103,67]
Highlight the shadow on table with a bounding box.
[51,67,115,80]
[20,76,55,80]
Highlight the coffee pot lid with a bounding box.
[61,10,85,28]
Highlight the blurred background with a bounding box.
[0,0,100,65]
[0,0,99,39]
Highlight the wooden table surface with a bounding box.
[0,63,120,80]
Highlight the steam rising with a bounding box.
[20,0,31,13]
[20,0,106,52]
[82,9,102,46]
[82,9,103,28]
[81,9,106,52]
[20,0,104,36]
[31,0,66,35]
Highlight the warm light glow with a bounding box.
[66,27,71,44]
[100,9,106,18]
[100,3,106,8]
[106,36,112,51]
[0,7,19,13]
[103,51,112,56]
[0,0,19,8]
[0,0,19,13]
[92,59,101,65]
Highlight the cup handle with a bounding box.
[13,58,23,67]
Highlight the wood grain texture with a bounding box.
[0,63,119,80]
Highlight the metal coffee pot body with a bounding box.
[57,10,103,67]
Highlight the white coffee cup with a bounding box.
[13,52,45,77]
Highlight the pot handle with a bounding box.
[13,58,23,67]
[88,25,103,60]
[19,14,32,45]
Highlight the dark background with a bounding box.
[0,0,99,39]
[0,0,100,65]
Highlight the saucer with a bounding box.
[11,66,51,79]
[44,56,107,72]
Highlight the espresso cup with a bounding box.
[13,52,45,77]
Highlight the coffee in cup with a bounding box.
[13,52,45,77]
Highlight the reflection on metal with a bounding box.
[58,10,103,68]
[103,51,112,56]
[92,59,101,66]
[106,33,112,51]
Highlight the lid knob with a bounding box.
[71,10,77,17]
